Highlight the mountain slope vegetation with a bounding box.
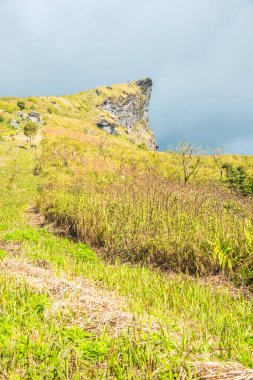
[0,80,253,379]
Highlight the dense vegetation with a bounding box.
[36,136,253,288]
[0,84,253,378]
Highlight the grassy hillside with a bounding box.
[0,82,252,180]
[0,82,253,378]
[0,139,253,379]
[1,83,253,280]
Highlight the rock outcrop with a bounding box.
[28,112,43,124]
[10,120,19,129]
[16,111,43,124]
[98,78,156,150]
[96,119,116,135]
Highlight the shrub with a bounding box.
[222,163,253,196]
[0,115,4,123]
[17,100,26,111]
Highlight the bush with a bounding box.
[0,115,4,123]
[222,163,253,196]
[17,100,26,111]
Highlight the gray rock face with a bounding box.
[28,112,43,124]
[97,119,116,136]
[135,78,153,95]
[101,78,156,150]
[28,112,40,123]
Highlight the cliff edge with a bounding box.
[98,78,156,150]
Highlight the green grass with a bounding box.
[0,141,253,378]
[0,277,111,379]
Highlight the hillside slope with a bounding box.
[0,78,253,277]
[0,78,156,150]
[0,80,253,378]
[0,78,252,183]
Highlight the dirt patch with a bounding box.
[25,206,72,238]
[25,206,45,228]
[14,129,44,147]
[188,361,253,380]
[0,258,148,334]
[0,240,21,256]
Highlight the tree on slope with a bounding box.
[23,122,37,146]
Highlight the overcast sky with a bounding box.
[0,0,252,153]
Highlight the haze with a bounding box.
[0,0,252,153]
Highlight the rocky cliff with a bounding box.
[96,78,156,150]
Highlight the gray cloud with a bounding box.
[0,0,252,153]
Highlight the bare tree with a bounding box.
[173,142,201,185]
[212,148,224,181]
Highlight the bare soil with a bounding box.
[1,258,135,334]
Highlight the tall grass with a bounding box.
[38,159,253,285]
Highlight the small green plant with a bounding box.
[17,100,26,111]
[0,115,4,123]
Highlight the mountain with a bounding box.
[0,78,156,150]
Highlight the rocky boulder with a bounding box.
[28,112,43,124]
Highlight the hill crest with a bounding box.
[0,78,157,150]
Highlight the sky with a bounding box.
[0,0,252,153]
